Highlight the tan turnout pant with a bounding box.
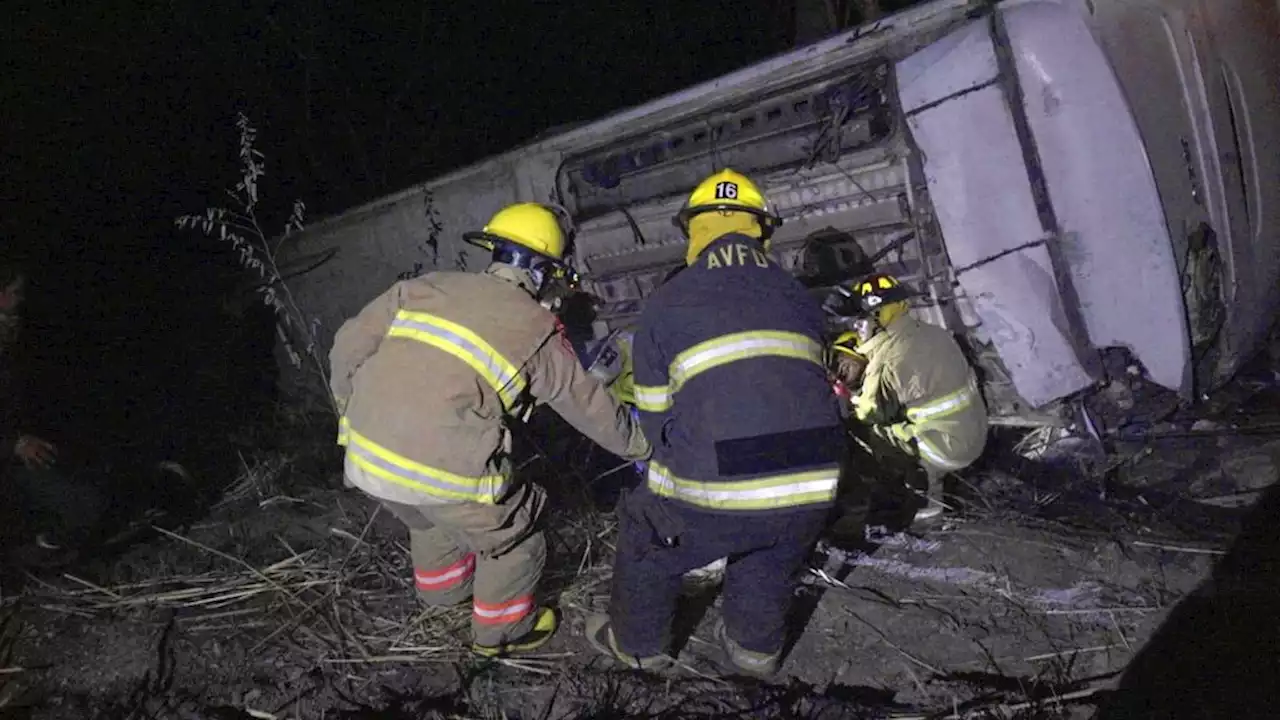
[830,423,945,535]
[374,481,548,647]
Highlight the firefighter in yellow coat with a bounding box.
[826,273,988,522]
[328,203,651,657]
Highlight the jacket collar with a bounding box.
[859,314,916,358]
[706,232,764,250]
[693,232,766,265]
[485,262,538,296]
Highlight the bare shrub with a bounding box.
[176,113,336,420]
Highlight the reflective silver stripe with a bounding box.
[634,331,823,414]
[915,434,969,470]
[344,423,508,503]
[414,555,475,588]
[473,595,534,624]
[387,310,526,408]
[906,381,978,424]
[669,331,823,392]
[632,384,671,412]
[647,462,838,511]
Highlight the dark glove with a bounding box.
[620,486,683,549]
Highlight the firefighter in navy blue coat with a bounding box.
[585,169,845,677]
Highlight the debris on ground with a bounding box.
[0,384,1276,719]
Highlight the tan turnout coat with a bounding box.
[330,265,650,506]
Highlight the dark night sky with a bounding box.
[0,1,795,459]
[3,1,794,255]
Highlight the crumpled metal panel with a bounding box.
[575,155,908,276]
[579,160,915,332]
[1005,1,1190,395]
[895,17,1096,409]
[557,68,894,220]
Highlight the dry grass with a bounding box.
[2,411,1236,719]
[4,425,633,717]
[27,509,519,674]
[214,450,297,508]
[0,602,27,710]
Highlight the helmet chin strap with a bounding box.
[530,266,557,311]
[491,242,573,310]
[526,265,547,291]
[853,316,880,345]
[536,269,576,313]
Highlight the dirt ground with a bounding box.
[1,387,1278,719]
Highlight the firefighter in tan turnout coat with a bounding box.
[328,203,651,657]
[827,273,988,523]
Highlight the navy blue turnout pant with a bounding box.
[608,486,828,657]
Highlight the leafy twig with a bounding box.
[175,113,337,419]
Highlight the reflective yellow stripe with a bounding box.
[905,378,977,424]
[646,460,838,511]
[890,422,914,443]
[386,310,527,409]
[854,391,877,423]
[671,331,823,388]
[340,417,508,503]
[632,383,671,412]
[913,429,970,470]
[634,331,824,413]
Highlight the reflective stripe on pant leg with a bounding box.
[469,528,545,645]
[410,527,476,606]
[473,594,535,626]
[420,482,548,647]
[415,551,476,603]
[381,499,477,607]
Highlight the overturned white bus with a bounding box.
[276,0,1280,432]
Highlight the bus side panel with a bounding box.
[897,18,1096,409]
[1005,1,1191,395]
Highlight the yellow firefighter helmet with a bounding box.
[466,202,567,261]
[672,169,783,240]
[463,203,581,307]
[831,330,863,357]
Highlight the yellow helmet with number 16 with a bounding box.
[672,169,783,240]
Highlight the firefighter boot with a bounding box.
[715,618,781,678]
[472,606,559,658]
[584,614,676,672]
[913,468,946,522]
